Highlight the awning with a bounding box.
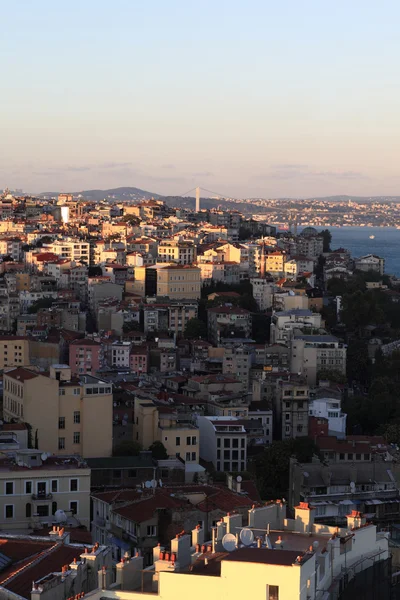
[339,499,354,505]
[364,499,383,506]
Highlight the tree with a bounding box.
[253,438,320,500]
[238,226,252,241]
[113,440,142,456]
[320,229,332,252]
[381,423,400,446]
[28,297,55,314]
[149,441,168,460]
[122,214,141,226]
[184,317,207,339]
[88,266,103,277]
[123,321,142,333]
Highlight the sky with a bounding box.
[1,0,400,198]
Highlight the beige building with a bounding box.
[0,449,90,529]
[134,397,199,464]
[0,336,30,369]
[3,365,113,458]
[274,379,309,440]
[156,265,201,300]
[290,333,347,385]
[157,239,196,265]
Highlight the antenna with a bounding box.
[222,533,237,552]
[240,528,254,546]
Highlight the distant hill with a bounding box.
[38,186,162,201]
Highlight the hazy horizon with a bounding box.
[2,1,400,198]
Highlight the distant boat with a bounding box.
[369,235,375,239]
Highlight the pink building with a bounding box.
[69,339,102,376]
[129,345,149,375]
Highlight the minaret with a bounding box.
[195,187,200,213]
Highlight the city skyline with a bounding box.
[2,0,400,197]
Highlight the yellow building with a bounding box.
[0,336,30,369]
[0,449,90,529]
[157,239,196,265]
[156,265,201,300]
[3,365,113,458]
[134,397,199,463]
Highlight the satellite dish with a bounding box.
[159,479,163,487]
[151,479,157,488]
[145,481,152,489]
[240,528,254,546]
[222,533,237,552]
[41,453,48,461]
[54,509,67,523]
[350,481,356,491]
[236,475,242,483]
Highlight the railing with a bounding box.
[31,492,53,501]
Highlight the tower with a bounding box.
[195,187,200,213]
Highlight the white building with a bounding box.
[53,502,391,600]
[197,416,247,472]
[308,397,347,438]
[106,341,131,368]
[250,278,275,310]
[49,239,90,263]
[354,254,385,275]
[270,309,322,344]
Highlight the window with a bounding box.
[147,525,157,536]
[192,452,196,461]
[339,453,345,461]
[186,436,191,445]
[113,470,122,479]
[70,479,78,492]
[217,438,221,448]
[5,505,13,519]
[73,432,80,444]
[241,439,245,448]
[268,585,279,600]
[51,480,58,493]
[5,482,14,495]
[58,437,65,450]
[186,452,191,461]
[191,436,197,445]
[26,503,31,518]
[232,438,239,448]
[73,411,80,424]
[364,453,370,461]
[348,453,353,460]
[25,481,32,495]
[224,438,230,448]
[175,437,181,447]
[356,453,361,460]
[297,425,303,433]
[70,501,78,515]
[58,417,65,429]
[37,505,49,517]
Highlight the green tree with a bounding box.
[184,317,207,339]
[238,226,252,241]
[320,229,332,252]
[149,440,168,460]
[113,440,142,456]
[123,321,142,333]
[381,423,400,446]
[28,297,55,314]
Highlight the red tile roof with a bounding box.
[4,367,39,382]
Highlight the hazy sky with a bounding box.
[2,0,400,198]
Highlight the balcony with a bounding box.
[31,492,53,501]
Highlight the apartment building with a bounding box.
[0,336,30,369]
[354,253,385,275]
[198,261,240,286]
[106,341,131,368]
[273,379,309,440]
[290,334,347,386]
[270,309,322,344]
[156,265,201,300]
[197,416,247,472]
[308,396,347,438]
[129,345,149,374]
[168,302,198,335]
[250,278,275,310]
[49,239,90,263]
[0,449,90,530]
[133,397,200,465]
[222,344,253,391]
[207,306,252,344]
[157,239,196,264]
[69,338,103,376]
[3,365,113,458]
[0,237,21,261]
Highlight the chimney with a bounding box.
[223,512,242,534]
[294,502,315,533]
[346,510,366,530]
[171,533,191,570]
[191,524,205,547]
[116,554,144,590]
